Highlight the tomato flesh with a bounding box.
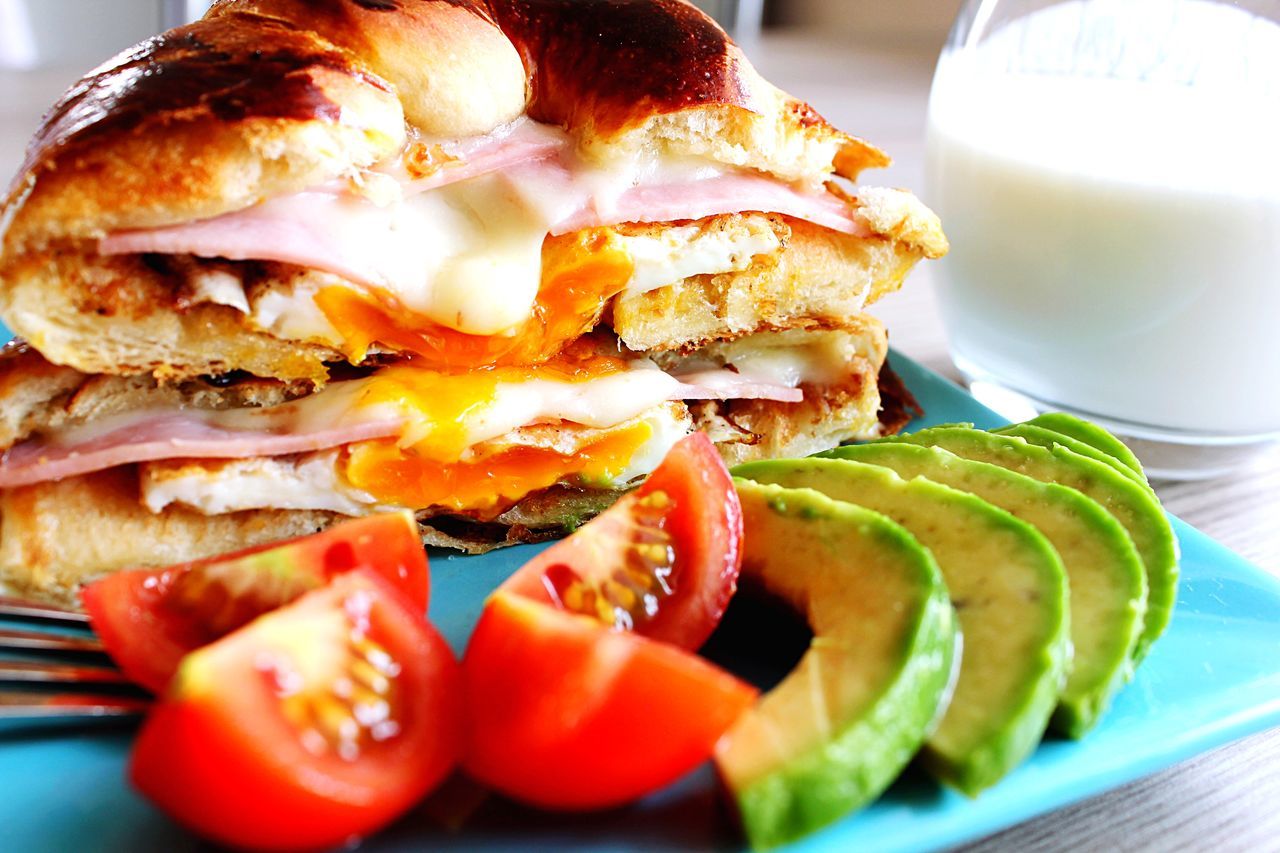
[130,570,461,852]
[463,591,757,810]
[502,432,742,649]
[83,511,428,693]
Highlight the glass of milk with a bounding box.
[926,0,1280,478]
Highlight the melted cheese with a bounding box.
[288,174,554,336]
[668,328,878,387]
[308,229,636,367]
[618,216,781,294]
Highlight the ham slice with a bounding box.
[0,413,403,490]
[103,192,396,292]
[100,125,867,289]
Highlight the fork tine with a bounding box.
[0,627,106,654]
[0,596,90,624]
[0,660,130,685]
[0,691,148,720]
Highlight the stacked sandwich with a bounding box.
[0,0,946,605]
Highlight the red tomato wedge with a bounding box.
[501,432,743,650]
[463,591,758,810]
[83,511,428,693]
[131,570,461,852]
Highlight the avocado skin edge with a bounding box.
[995,423,1150,490]
[1021,412,1147,478]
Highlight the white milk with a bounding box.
[926,0,1280,437]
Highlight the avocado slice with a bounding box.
[717,480,958,849]
[995,423,1149,489]
[822,442,1145,737]
[889,426,1177,660]
[734,457,1069,795]
[1022,412,1146,478]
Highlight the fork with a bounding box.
[0,596,150,724]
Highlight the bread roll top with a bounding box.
[491,0,889,182]
[2,12,405,251]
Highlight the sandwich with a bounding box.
[0,0,946,606]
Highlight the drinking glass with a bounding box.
[926,0,1280,478]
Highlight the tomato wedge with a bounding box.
[501,432,742,650]
[463,591,757,810]
[83,511,428,693]
[131,570,461,852]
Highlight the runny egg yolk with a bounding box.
[351,345,631,461]
[314,229,636,369]
[342,347,645,512]
[342,422,654,513]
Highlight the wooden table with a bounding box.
[2,29,1278,852]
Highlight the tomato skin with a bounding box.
[130,571,461,852]
[83,511,428,693]
[502,432,743,650]
[463,591,757,810]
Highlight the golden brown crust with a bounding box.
[0,341,88,450]
[0,250,339,383]
[494,0,753,138]
[848,185,949,260]
[209,0,528,136]
[1,12,405,252]
[490,0,888,182]
[0,467,340,607]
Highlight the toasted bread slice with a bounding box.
[611,193,945,352]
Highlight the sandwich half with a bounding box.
[0,0,945,606]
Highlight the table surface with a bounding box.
[1,28,1278,853]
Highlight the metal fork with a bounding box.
[0,596,150,724]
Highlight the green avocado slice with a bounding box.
[995,423,1149,489]
[1021,412,1146,479]
[821,442,1145,737]
[717,480,958,850]
[734,457,1070,795]
[888,426,1177,661]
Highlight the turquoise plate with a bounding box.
[1,348,1278,852]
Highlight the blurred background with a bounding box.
[0,1,964,69]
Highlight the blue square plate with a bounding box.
[1,350,1278,852]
